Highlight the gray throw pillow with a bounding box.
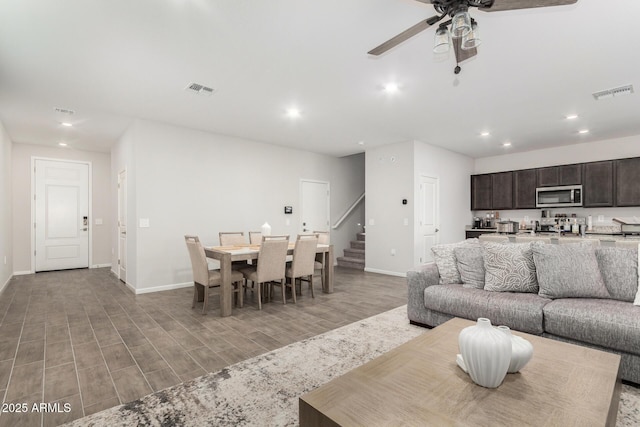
[532,242,610,299]
[431,239,479,284]
[482,242,538,293]
[595,247,638,302]
[454,246,485,289]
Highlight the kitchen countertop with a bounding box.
[465,227,640,241]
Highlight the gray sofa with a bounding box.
[407,240,640,384]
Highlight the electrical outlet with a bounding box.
[369,219,375,226]
[598,215,605,222]
[524,216,529,222]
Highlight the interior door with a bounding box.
[118,169,127,282]
[300,180,330,233]
[35,159,89,272]
[419,175,439,264]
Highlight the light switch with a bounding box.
[403,218,409,226]
[95,218,103,225]
[139,218,150,228]
[285,218,290,226]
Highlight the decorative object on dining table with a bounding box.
[458,317,511,388]
[261,222,272,236]
[497,326,534,373]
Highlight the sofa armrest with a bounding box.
[407,262,440,322]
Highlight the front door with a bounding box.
[300,180,330,233]
[418,175,439,264]
[34,159,89,272]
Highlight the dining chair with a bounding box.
[275,234,319,304]
[248,231,262,244]
[219,232,247,246]
[313,230,329,289]
[184,235,244,314]
[239,235,290,310]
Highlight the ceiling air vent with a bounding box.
[54,107,75,115]
[185,82,215,96]
[592,84,634,101]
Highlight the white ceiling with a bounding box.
[1,0,639,158]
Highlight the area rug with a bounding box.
[68,306,639,426]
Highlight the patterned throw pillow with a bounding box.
[532,242,610,299]
[482,241,538,293]
[454,245,485,289]
[431,239,479,284]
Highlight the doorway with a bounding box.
[33,158,90,272]
[418,175,439,264]
[300,180,330,234]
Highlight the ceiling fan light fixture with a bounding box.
[433,26,451,53]
[451,10,471,38]
[461,21,481,50]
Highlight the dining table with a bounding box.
[204,243,334,317]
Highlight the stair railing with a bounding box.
[332,192,365,230]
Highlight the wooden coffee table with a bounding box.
[300,317,621,426]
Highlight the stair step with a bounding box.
[344,248,365,259]
[337,256,365,270]
[357,232,366,241]
[350,240,365,250]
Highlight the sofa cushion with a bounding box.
[431,239,479,284]
[423,284,549,334]
[595,247,638,302]
[454,246,485,289]
[532,242,610,299]
[482,242,538,293]
[544,298,640,355]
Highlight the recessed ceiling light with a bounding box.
[58,142,68,147]
[61,122,73,127]
[480,131,490,137]
[565,114,579,120]
[286,108,301,119]
[358,141,365,146]
[578,129,589,134]
[502,142,512,147]
[383,82,399,94]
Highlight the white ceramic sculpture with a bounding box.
[497,325,534,373]
[458,318,511,388]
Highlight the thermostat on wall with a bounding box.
[284,206,293,214]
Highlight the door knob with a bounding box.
[435,228,439,232]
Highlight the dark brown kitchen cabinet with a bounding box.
[615,157,640,206]
[583,161,614,207]
[491,171,513,210]
[537,164,582,187]
[513,169,537,209]
[471,174,492,210]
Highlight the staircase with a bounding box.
[337,232,365,270]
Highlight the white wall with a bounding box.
[11,143,112,273]
[365,140,474,276]
[0,121,12,291]
[473,135,640,226]
[114,119,365,292]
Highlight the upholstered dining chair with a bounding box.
[248,231,262,245]
[219,232,247,246]
[313,230,329,288]
[275,234,319,304]
[239,235,290,310]
[184,235,244,314]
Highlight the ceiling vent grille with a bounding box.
[185,82,215,96]
[593,85,634,101]
[54,107,75,115]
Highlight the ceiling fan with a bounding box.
[368,0,577,73]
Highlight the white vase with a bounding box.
[261,222,271,236]
[497,326,534,373]
[458,318,511,388]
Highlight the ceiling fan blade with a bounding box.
[480,0,577,12]
[368,17,437,56]
[453,37,477,63]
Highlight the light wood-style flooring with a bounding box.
[0,267,407,426]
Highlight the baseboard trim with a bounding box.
[134,282,192,295]
[91,263,112,269]
[13,270,32,276]
[0,275,11,294]
[364,268,407,278]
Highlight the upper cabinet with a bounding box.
[537,164,582,187]
[583,161,614,207]
[492,172,513,210]
[471,174,492,210]
[615,158,640,206]
[513,169,536,209]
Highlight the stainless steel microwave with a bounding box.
[536,185,583,208]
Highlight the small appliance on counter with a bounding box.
[496,221,518,234]
[613,217,640,236]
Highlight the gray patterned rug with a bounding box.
[67,306,639,426]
